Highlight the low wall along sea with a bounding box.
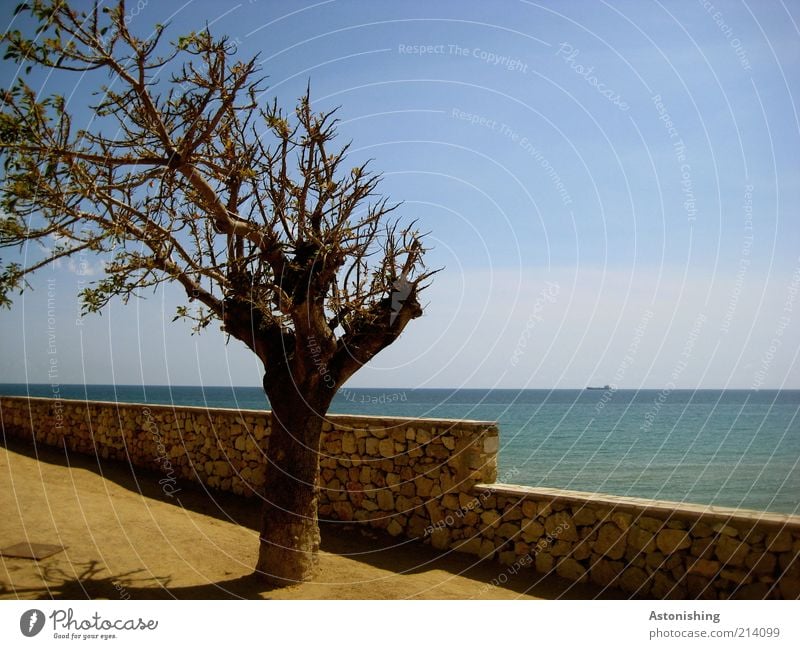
[1,396,798,599]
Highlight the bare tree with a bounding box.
[0,0,435,583]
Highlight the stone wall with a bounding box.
[459,484,800,599]
[1,395,798,599]
[0,395,498,530]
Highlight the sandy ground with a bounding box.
[0,438,625,600]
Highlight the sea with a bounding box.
[2,384,798,516]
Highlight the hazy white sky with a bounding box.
[1,0,798,389]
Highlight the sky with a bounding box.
[0,0,798,389]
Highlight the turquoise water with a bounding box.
[2,384,798,515]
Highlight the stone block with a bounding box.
[590,559,623,587]
[687,558,721,578]
[556,558,587,582]
[638,516,664,532]
[745,552,776,575]
[521,519,545,543]
[415,476,434,498]
[463,511,479,526]
[595,523,627,560]
[427,445,450,460]
[425,499,443,522]
[395,495,418,512]
[572,542,592,561]
[611,512,633,530]
[376,489,394,511]
[441,494,459,511]
[711,522,738,536]
[656,529,691,554]
[742,529,764,545]
[521,500,538,519]
[715,536,750,567]
[627,526,656,553]
[496,522,520,539]
[332,501,353,521]
[212,461,231,478]
[571,506,597,526]
[386,519,404,536]
[514,542,530,557]
[378,438,395,458]
[459,492,475,510]
[690,537,715,559]
[481,509,500,527]
[766,530,792,553]
[544,511,578,541]
[550,540,572,557]
[341,433,356,454]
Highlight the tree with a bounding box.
[0,1,435,584]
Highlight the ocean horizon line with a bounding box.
[2,383,799,392]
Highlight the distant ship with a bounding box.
[586,385,611,390]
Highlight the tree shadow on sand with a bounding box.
[0,558,279,600]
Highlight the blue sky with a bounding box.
[1,0,798,389]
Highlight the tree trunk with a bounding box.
[255,379,330,585]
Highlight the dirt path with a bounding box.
[0,438,624,599]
